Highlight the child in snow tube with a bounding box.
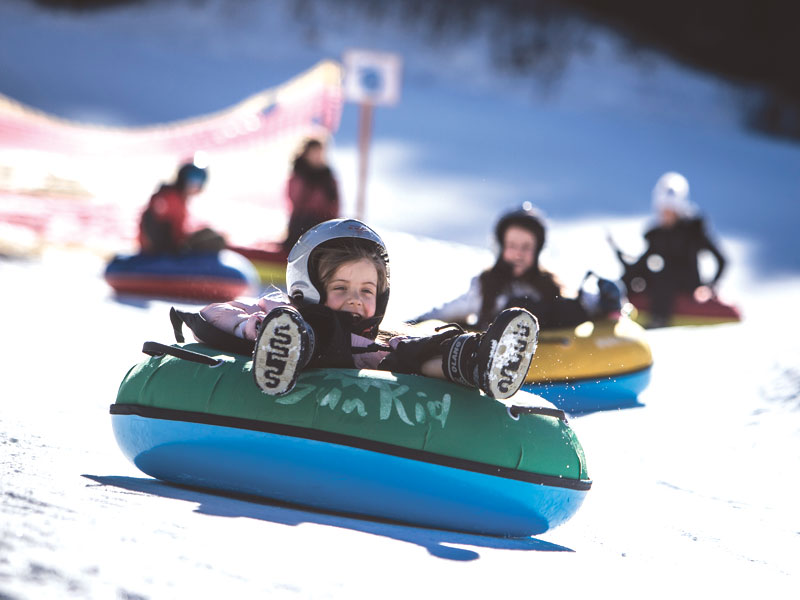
[138,161,226,255]
[171,219,539,401]
[612,172,727,328]
[414,204,622,330]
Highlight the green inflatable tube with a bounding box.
[112,343,592,535]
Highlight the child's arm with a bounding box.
[414,276,482,323]
[198,292,292,341]
[349,333,394,370]
[199,302,257,338]
[199,301,265,341]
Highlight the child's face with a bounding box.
[185,182,204,197]
[304,145,325,167]
[659,207,679,227]
[324,258,378,320]
[502,226,537,277]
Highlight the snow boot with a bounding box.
[442,308,539,399]
[252,305,316,396]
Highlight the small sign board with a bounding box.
[342,49,402,106]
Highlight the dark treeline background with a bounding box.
[28,0,800,140]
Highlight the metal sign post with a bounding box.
[355,102,374,222]
[342,49,402,222]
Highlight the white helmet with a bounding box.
[286,219,390,336]
[652,171,693,217]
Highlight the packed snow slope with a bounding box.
[1,1,799,598]
[1,241,799,600]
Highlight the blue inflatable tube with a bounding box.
[104,249,258,301]
[112,347,592,537]
[112,413,588,537]
[524,366,652,414]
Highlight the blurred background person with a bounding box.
[615,171,726,327]
[415,204,621,330]
[138,161,226,255]
[283,137,340,251]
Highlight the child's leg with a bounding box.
[252,305,315,395]
[381,308,539,400]
[473,308,538,399]
[252,303,358,395]
[439,309,538,399]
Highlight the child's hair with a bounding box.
[315,241,388,297]
[294,137,324,162]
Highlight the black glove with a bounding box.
[378,327,462,375]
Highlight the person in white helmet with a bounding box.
[170,219,540,401]
[616,172,726,327]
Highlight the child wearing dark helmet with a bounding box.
[416,204,622,330]
[138,161,226,255]
[176,219,539,401]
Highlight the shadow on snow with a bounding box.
[83,474,573,561]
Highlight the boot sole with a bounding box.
[252,308,308,396]
[479,309,539,400]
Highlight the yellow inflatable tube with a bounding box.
[527,315,652,384]
[404,314,652,412]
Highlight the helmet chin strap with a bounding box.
[353,314,383,339]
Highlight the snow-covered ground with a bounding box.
[2,238,798,599]
[2,0,799,598]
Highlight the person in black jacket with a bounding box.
[618,172,726,327]
[416,204,622,330]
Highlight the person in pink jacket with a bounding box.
[172,219,539,401]
[282,138,340,251]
